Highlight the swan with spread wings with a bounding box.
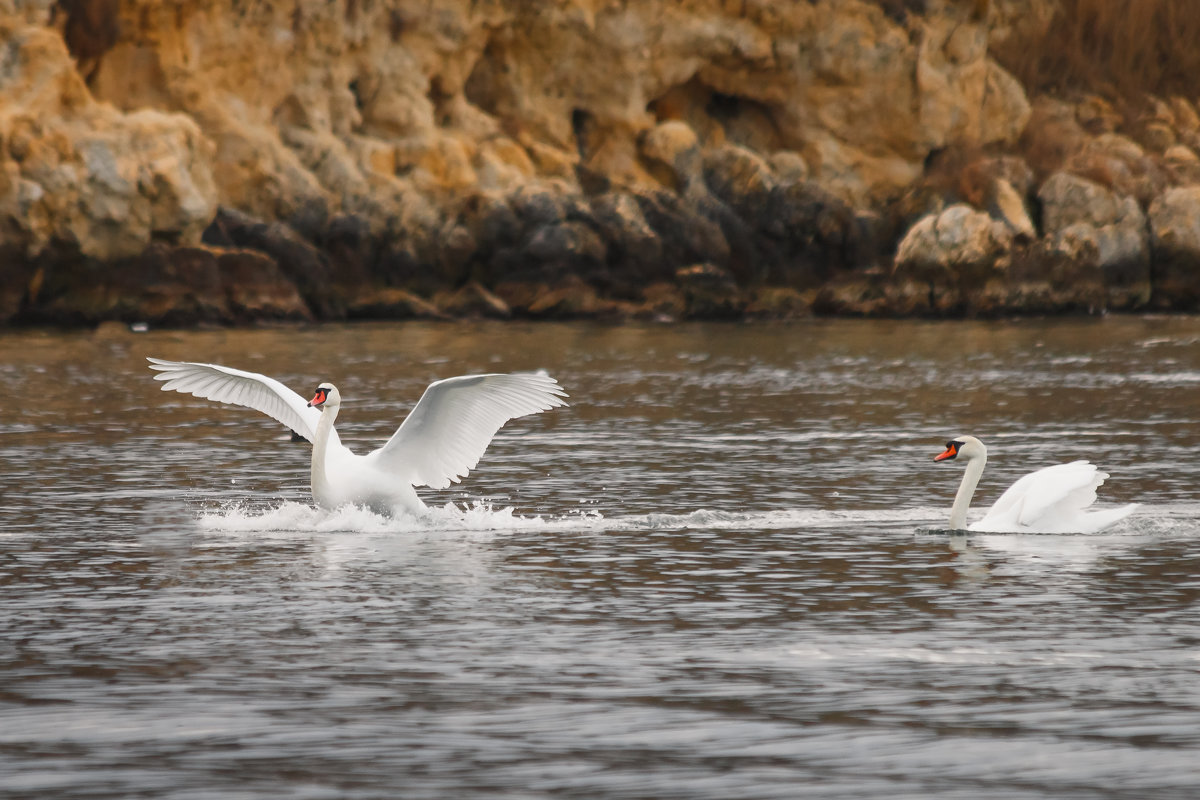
[148,358,568,515]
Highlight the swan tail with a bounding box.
[1077,503,1140,533]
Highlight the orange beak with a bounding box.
[934,443,958,462]
[308,388,327,408]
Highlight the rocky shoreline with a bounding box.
[2,1,1199,327]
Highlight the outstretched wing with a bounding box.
[367,373,568,489]
[147,357,323,442]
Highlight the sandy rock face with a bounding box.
[0,22,216,263]
[75,0,1028,219]
[5,0,1200,323]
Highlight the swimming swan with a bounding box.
[934,435,1137,532]
[148,358,568,515]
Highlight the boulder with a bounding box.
[1036,172,1150,304]
[1148,187,1200,309]
[675,263,743,319]
[640,121,701,191]
[216,249,312,322]
[894,204,1013,281]
[0,24,216,264]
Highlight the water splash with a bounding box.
[195,500,942,535]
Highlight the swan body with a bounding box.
[934,435,1138,533]
[149,358,568,516]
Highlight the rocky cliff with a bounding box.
[2,0,1199,325]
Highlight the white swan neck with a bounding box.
[310,402,339,501]
[949,452,986,530]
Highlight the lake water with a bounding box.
[1,317,1198,799]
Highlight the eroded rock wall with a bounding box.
[2,0,1199,323]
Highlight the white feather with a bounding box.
[147,358,567,514]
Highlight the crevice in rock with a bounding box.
[54,0,121,85]
[571,108,595,161]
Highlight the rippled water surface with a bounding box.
[2,317,1199,799]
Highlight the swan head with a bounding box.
[935,435,986,463]
[307,382,340,410]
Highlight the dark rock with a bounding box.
[674,263,743,319]
[1148,186,1200,310]
[812,272,897,316]
[702,144,776,223]
[509,184,567,228]
[23,243,222,326]
[506,275,627,319]
[216,249,312,322]
[525,220,607,267]
[320,213,375,287]
[345,287,446,320]
[434,223,477,287]
[587,191,665,285]
[435,281,512,319]
[461,194,521,250]
[763,181,858,285]
[203,207,340,317]
[635,281,685,321]
[373,241,431,292]
[17,242,312,326]
[744,287,812,319]
[0,247,36,323]
[634,189,730,271]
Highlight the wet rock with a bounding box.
[202,207,340,317]
[744,287,812,319]
[587,192,665,287]
[348,289,446,321]
[319,213,375,287]
[21,243,308,326]
[345,287,445,320]
[0,251,36,324]
[524,220,607,271]
[635,282,686,322]
[674,263,743,319]
[634,190,730,271]
[812,272,898,316]
[434,281,512,319]
[1148,187,1200,310]
[509,184,568,229]
[216,249,312,322]
[515,276,624,319]
[1002,239,1109,314]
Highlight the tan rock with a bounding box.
[0,23,216,261]
[988,178,1035,239]
[65,0,1036,228]
[894,204,1013,280]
